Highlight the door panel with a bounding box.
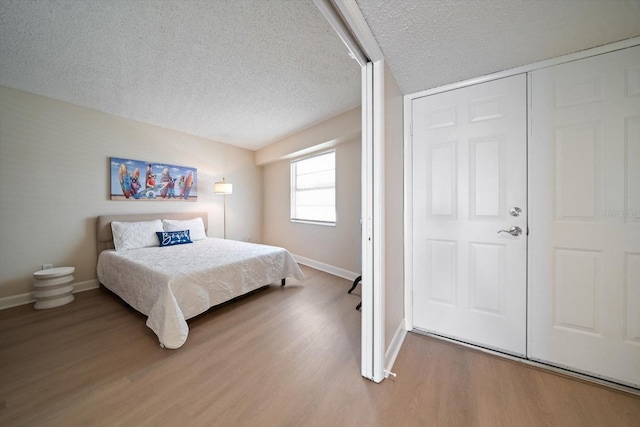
[412,74,527,356]
[529,45,640,387]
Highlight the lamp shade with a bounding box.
[214,178,233,194]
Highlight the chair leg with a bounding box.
[349,275,363,311]
[348,275,361,294]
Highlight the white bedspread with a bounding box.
[97,238,304,349]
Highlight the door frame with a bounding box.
[404,37,640,354]
[361,60,386,382]
[314,0,386,382]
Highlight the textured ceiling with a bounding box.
[0,0,361,150]
[356,0,640,95]
[3,1,639,151]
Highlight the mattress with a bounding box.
[97,238,304,348]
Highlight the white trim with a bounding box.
[403,93,414,332]
[290,219,336,227]
[0,293,34,310]
[313,0,368,66]
[359,61,387,383]
[74,279,100,293]
[406,37,640,101]
[333,0,384,62]
[384,320,407,377]
[292,254,359,282]
[361,62,375,381]
[526,71,534,361]
[371,60,386,383]
[290,147,337,163]
[319,0,387,384]
[0,279,99,310]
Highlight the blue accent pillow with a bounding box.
[156,230,193,247]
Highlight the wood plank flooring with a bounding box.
[1,265,638,426]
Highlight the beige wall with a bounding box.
[383,63,405,350]
[0,86,263,299]
[256,108,361,166]
[260,115,361,276]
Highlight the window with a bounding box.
[290,150,336,225]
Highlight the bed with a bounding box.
[96,212,304,349]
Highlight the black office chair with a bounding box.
[348,275,362,311]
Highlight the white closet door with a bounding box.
[529,45,640,387]
[412,74,527,356]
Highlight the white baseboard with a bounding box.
[0,279,100,310]
[385,320,407,378]
[292,254,360,282]
[0,293,34,310]
[74,279,100,293]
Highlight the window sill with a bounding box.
[291,219,336,227]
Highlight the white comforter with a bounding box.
[97,238,304,349]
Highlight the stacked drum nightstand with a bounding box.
[32,266,75,309]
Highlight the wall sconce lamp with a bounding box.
[214,177,233,239]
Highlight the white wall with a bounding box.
[383,63,405,350]
[259,110,361,277]
[0,86,263,300]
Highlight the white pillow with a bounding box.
[111,220,163,251]
[162,217,207,241]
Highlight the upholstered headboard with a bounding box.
[96,212,208,254]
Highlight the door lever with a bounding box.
[497,226,522,236]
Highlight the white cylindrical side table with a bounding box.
[33,267,75,309]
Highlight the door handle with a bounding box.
[497,226,522,236]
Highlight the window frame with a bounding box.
[290,149,337,227]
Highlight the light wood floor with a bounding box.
[1,265,638,426]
